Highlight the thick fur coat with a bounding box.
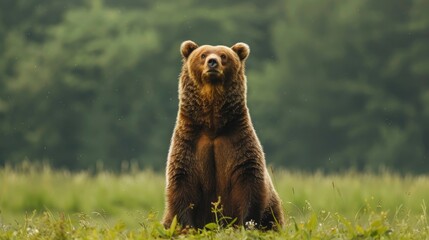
[162,40,284,230]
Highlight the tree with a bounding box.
[249,0,429,172]
[0,0,277,170]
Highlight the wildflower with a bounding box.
[245,219,257,230]
[27,227,39,236]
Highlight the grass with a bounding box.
[1,162,429,239]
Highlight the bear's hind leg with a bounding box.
[260,195,284,230]
[225,163,267,227]
[163,166,201,229]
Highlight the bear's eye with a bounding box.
[201,54,206,59]
[220,54,227,60]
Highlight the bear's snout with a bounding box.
[205,53,222,70]
[202,54,224,82]
[207,58,218,68]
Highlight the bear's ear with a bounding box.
[181,40,199,59]
[231,42,250,61]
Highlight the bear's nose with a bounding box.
[207,58,218,68]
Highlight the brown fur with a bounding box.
[162,40,284,230]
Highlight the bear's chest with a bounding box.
[195,133,235,192]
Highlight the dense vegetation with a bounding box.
[1,0,428,172]
[0,165,428,238]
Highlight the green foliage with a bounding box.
[1,164,429,238]
[248,0,429,172]
[206,196,237,231]
[1,200,428,239]
[1,0,428,172]
[0,163,165,228]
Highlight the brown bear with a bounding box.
[162,40,284,230]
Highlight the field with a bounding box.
[1,163,429,239]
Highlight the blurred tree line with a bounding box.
[0,0,428,173]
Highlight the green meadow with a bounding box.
[1,164,428,239]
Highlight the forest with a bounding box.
[1,0,428,173]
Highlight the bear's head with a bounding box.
[180,40,250,87]
[178,41,250,126]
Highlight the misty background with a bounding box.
[0,0,428,173]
